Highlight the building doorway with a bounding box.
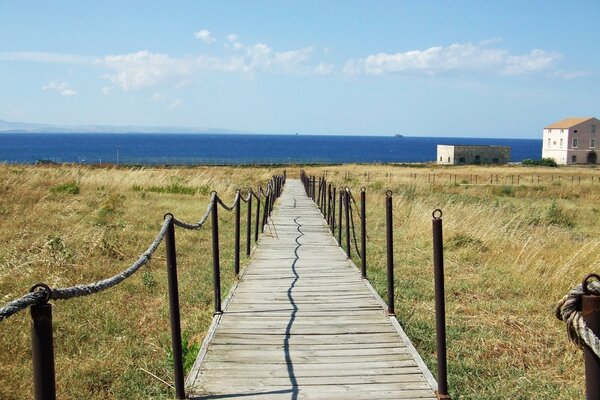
[587,151,597,164]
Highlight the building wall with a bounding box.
[542,118,600,165]
[436,145,510,165]
[436,145,455,165]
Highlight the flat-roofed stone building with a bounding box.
[436,145,510,165]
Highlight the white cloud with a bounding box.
[194,29,216,44]
[168,99,183,110]
[100,50,191,91]
[344,42,562,77]
[548,70,589,80]
[314,62,335,76]
[101,87,112,95]
[42,80,77,96]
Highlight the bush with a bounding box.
[50,181,80,195]
[546,200,575,228]
[522,158,558,167]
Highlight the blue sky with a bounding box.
[0,1,598,138]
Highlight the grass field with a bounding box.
[304,163,600,400]
[0,163,597,399]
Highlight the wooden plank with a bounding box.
[187,179,436,399]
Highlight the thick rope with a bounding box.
[556,280,600,358]
[239,190,252,203]
[0,216,172,321]
[216,192,239,212]
[0,176,284,322]
[0,291,47,322]
[172,193,215,230]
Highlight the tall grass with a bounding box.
[0,164,283,399]
[308,164,600,399]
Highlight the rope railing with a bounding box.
[0,170,287,400]
[300,169,451,399]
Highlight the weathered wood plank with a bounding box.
[187,179,436,399]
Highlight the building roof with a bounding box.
[545,117,594,129]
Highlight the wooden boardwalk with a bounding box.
[187,179,437,399]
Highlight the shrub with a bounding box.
[50,181,80,195]
[522,158,558,167]
[546,200,575,227]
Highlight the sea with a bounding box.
[0,133,541,165]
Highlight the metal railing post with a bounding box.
[30,284,56,400]
[386,190,395,316]
[318,177,322,210]
[327,184,332,226]
[582,274,600,400]
[338,190,343,245]
[360,187,367,279]
[234,191,241,276]
[432,209,450,400]
[332,186,336,233]
[311,177,316,202]
[255,189,261,242]
[344,188,351,257]
[211,197,222,314]
[246,191,252,256]
[262,192,270,233]
[164,217,186,399]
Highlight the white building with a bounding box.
[542,117,600,165]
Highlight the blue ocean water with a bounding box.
[0,133,541,165]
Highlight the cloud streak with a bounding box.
[194,29,216,44]
[42,80,77,96]
[343,42,562,77]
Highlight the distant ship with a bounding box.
[395,133,404,138]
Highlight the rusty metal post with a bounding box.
[255,189,261,242]
[234,191,241,276]
[211,197,222,314]
[318,177,322,210]
[246,192,252,255]
[385,191,394,315]
[164,217,186,399]
[30,284,56,400]
[262,192,270,233]
[345,188,351,257]
[332,186,337,233]
[338,190,343,245]
[432,209,450,400]
[582,274,600,400]
[312,176,316,202]
[327,183,331,226]
[360,187,367,279]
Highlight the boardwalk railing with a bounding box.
[300,169,452,400]
[0,172,286,400]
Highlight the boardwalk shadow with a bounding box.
[189,388,294,399]
[282,216,302,399]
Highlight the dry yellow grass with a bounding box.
[305,163,600,399]
[2,163,598,399]
[0,164,284,399]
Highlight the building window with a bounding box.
[553,141,556,145]
[592,139,596,148]
[575,130,578,133]
[573,138,578,148]
[447,157,450,162]
[572,155,577,163]
[458,157,465,164]
[593,125,597,134]
[548,129,551,134]
[492,157,499,163]
[548,138,551,147]
[560,138,563,147]
[560,129,564,133]
[439,156,442,161]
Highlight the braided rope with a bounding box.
[556,278,600,358]
[216,192,239,212]
[0,175,284,322]
[172,193,215,230]
[239,190,252,203]
[0,291,47,322]
[0,216,172,321]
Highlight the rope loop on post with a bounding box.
[556,275,600,358]
[432,209,443,220]
[30,283,52,303]
[386,190,393,198]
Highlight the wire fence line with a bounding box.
[0,174,279,323]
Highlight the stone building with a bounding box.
[542,117,599,165]
[436,145,510,165]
